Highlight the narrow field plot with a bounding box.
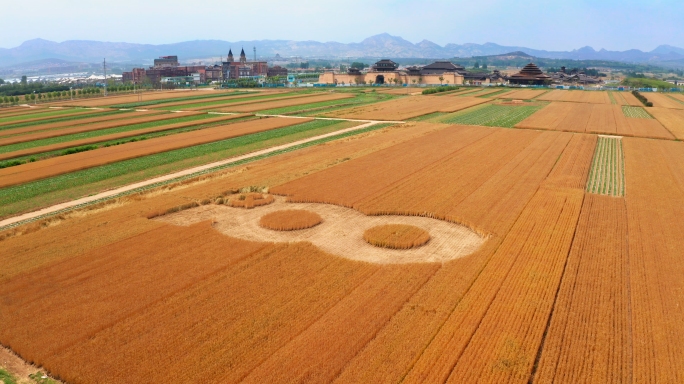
[326,96,488,120]
[376,87,419,95]
[0,108,104,127]
[669,93,684,104]
[0,109,158,139]
[0,117,308,188]
[498,89,548,99]
[478,89,515,98]
[622,105,652,118]
[0,111,193,148]
[0,114,248,162]
[535,194,631,383]
[0,119,370,218]
[648,107,684,139]
[0,112,227,157]
[516,102,673,139]
[623,138,684,382]
[537,90,611,104]
[586,136,625,196]
[217,93,355,113]
[0,106,49,118]
[47,90,243,108]
[438,103,545,127]
[618,91,643,106]
[645,92,684,109]
[151,92,303,110]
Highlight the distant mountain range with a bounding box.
[1,33,684,68]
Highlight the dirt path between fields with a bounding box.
[0,118,401,229]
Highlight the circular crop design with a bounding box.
[363,224,430,249]
[259,209,322,231]
[228,193,274,209]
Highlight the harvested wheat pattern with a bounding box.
[157,196,484,264]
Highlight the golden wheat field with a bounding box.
[1,87,684,383]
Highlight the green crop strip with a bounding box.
[0,119,386,217]
[0,109,129,131]
[2,116,259,166]
[0,122,394,227]
[438,103,544,128]
[0,113,220,154]
[666,94,684,105]
[586,136,625,197]
[622,106,653,119]
[108,91,255,108]
[0,108,93,124]
[0,109,129,132]
[407,112,450,122]
[608,92,617,105]
[477,89,510,98]
[264,93,396,116]
[155,92,310,110]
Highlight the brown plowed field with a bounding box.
[138,92,284,110]
[0,117,307,187]
[646,92,684,109]
[497,89,547,99]
[0,109,105,128]
[213,93,355,113]
[3,88,684,383]
[0,109,160,139]
[670,93,684,103]
[0,111,205,147]
[516,102,673,139]
[0,114,248,162]
[325,96,489,120]
[537,90,611,104]
[649,107,684,139]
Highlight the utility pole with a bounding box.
[103,58,107,96]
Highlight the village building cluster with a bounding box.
[319,60,603,86]
[123,50,289,86]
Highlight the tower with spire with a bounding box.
[240,48,247,64]
[227,49,234,63]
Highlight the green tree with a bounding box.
[0,78,4,84]
[351,62,367,69]
[438,76,444,84]
[20,75,27,85]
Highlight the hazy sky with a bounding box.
[1,0,681,51]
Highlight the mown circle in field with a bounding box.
[228,193,274,209]
[363,224,430,250]
[259,209,322,231]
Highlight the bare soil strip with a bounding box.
[154,92,323,110]
[0,117,310,188]
[157,196,485,264]
[0,109,106,128]
[216,93,355,113]
[0,114,248,162]
[0,120,388,229]
[0,109,160,138]
[0,111,205,147]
